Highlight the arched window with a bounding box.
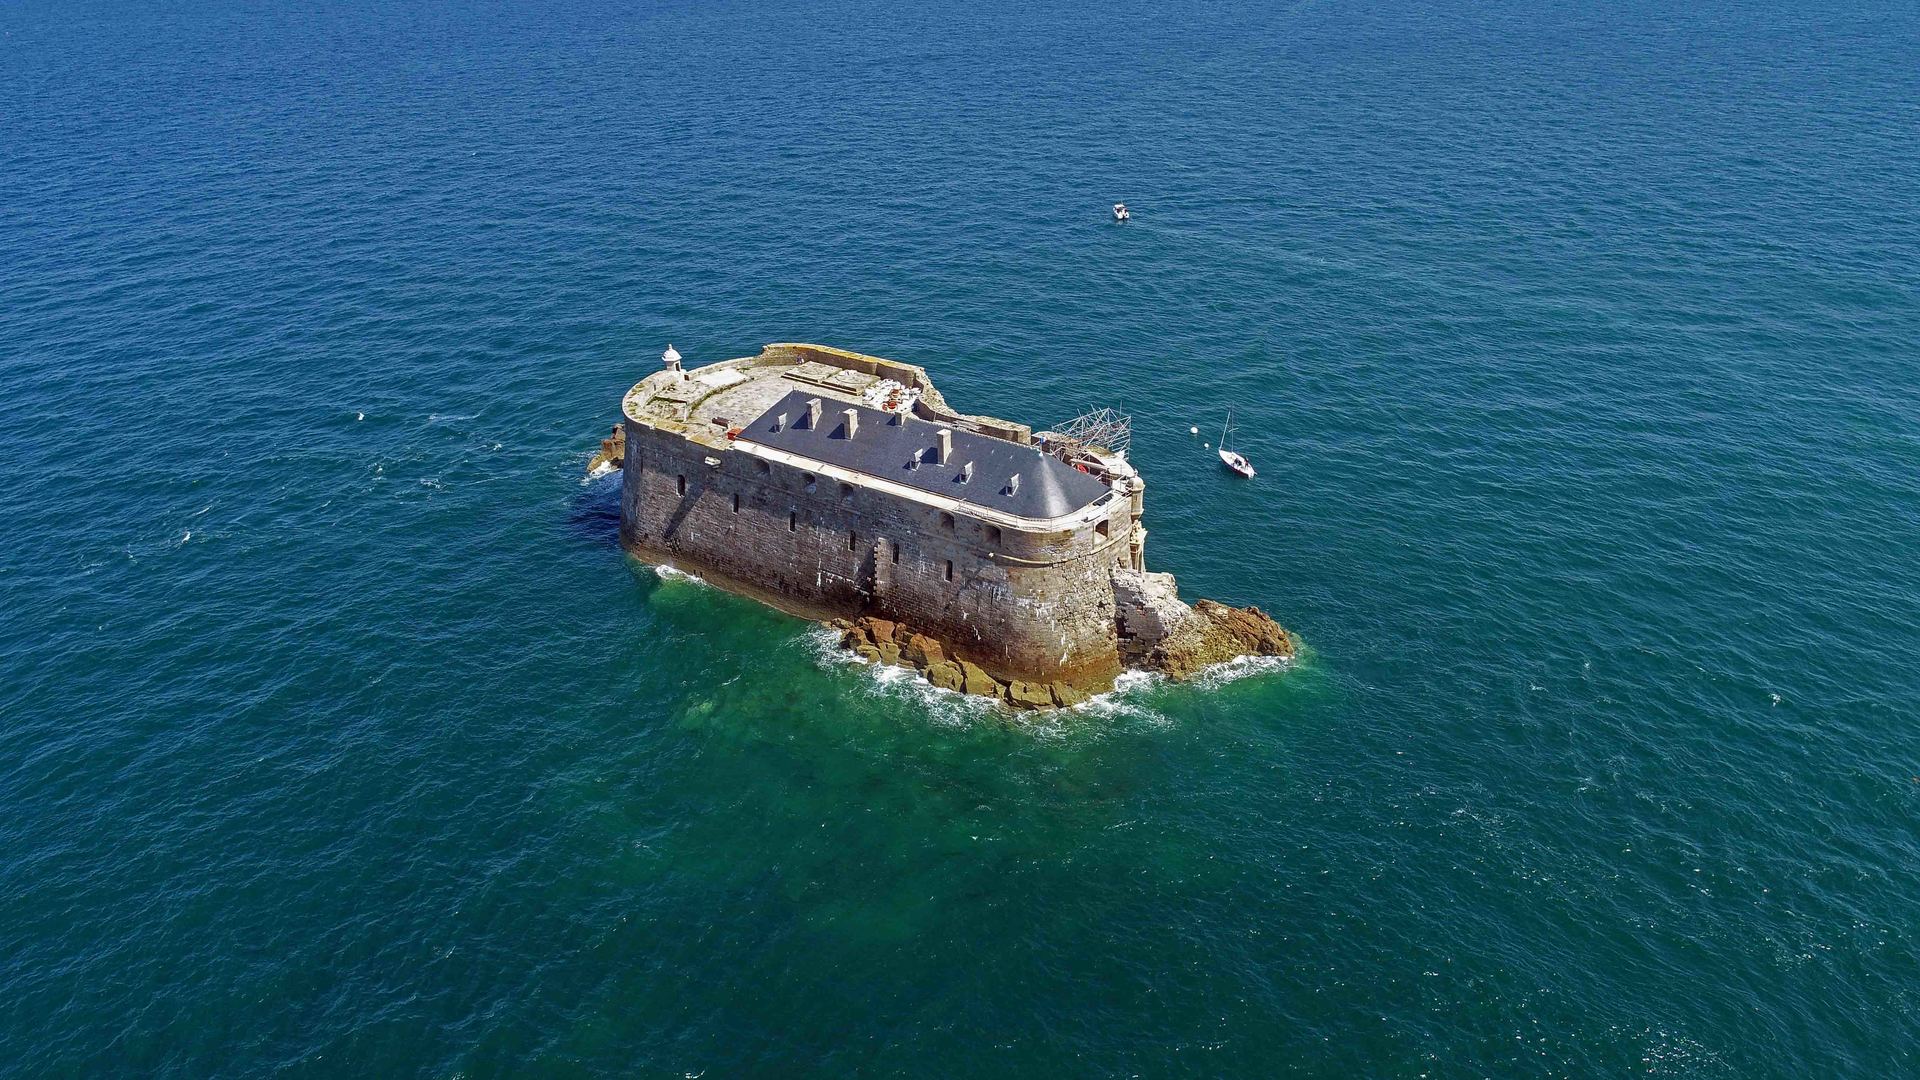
[1095,519,1110,540]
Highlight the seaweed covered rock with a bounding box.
[1004,680,1055,710]
[925,660,964,692]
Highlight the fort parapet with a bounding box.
[605,343,1291,705]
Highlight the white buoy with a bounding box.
[1189,426,1199,435]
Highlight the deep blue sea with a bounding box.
[4,0,1918,1075]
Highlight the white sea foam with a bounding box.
[798,626,995,726]
[653,563,708,585]
[1187,651,1294,688]
[1072,672,1170,724]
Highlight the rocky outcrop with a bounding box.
[832,616,1090,710]
[585,424,625,476]
[1112,568,1293,680]
[829,571,1293,709]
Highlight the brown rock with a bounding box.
[864,618,899,645]
[586,424,626,474]
[902,632,945,668]
[1195,600,1293,656]
[1004,680,1054,710]
[854,644,881,664]
[959,660,1002,698]
[876,641,902,666]
[925,660,963,692]
[840,624,873,650]
[1049,682,1088,708]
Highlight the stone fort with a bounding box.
[611,342,1290,701]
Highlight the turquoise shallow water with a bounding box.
[4,0,1919,1074]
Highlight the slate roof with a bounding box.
[737,389,1111,521]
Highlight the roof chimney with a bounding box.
[843,408,859,440]
[889,410,905,426]
[1007,473,1021,496]
[804,398,822,429]
[936,429,952,464]
[773,412,788,432]
[960,461,974,483]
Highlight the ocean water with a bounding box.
[3,0,1918,1074]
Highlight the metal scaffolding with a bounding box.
[1045,407,1132,458]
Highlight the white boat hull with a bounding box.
[1219,449,1255,478]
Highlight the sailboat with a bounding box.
[1217,408,1255,478]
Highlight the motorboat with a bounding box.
[1112,202,1130,222]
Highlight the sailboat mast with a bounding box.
[1220,407,1233,450]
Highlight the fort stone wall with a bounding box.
[619,415,1132,687]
